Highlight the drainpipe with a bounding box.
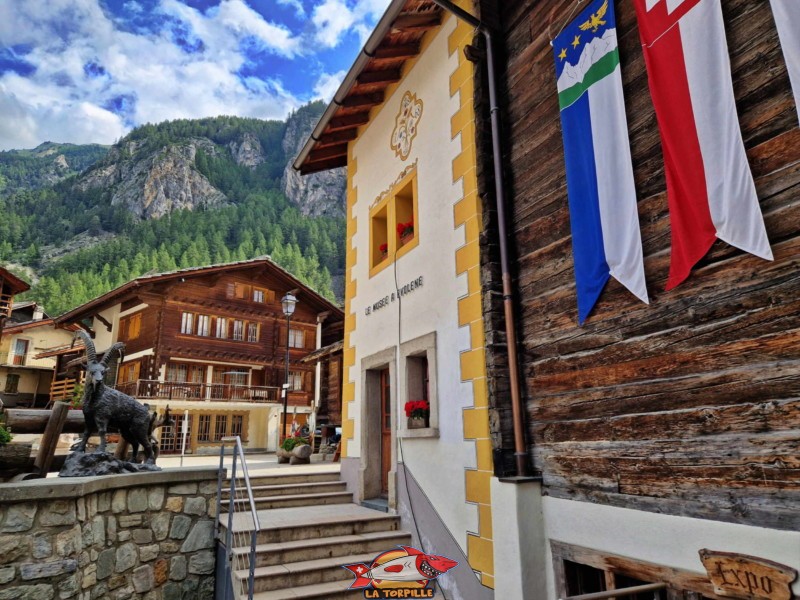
[430,0,530,478]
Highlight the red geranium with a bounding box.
[397,219,414,238]
[379,243,388,253]
[404,400,430,419]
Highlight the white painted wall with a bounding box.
[542,497,800,598]
[347,16,480,554]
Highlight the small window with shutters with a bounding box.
[232,320,244,341]
[196,315,210,337]
[120,313,142,342]
[288,328,305,349]
[215,317,228,339]
[247,323,259,343]
[180,312,194,335]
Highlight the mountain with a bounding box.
[0,142,109,195]
[0,104,347,315]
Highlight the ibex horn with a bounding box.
[76,330,97,363]
[101,342,126,368]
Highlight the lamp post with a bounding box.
[281,293,297,443]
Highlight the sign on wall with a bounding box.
[699,549,798,600]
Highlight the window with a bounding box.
[233,282,250,299]
[12,339,29,366]
[253,289,264,303]
[231,415,244,438]
[247,323,259,343]
[166,363,204,383]
[196,315,210,337]
[232,320,244,341]
[401,332,438,436]
[180,312,194,335]
[214,415,228,441]
[288,328,305,349]
[197,415,212,442]
[369,169,419,276]
[289,371,305,391]
[215,317,228,339]
[118,361,140,384]
[119,313,142,342]
[4,374,19,394]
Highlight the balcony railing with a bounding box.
[115,379,281,403]
[0,352,30,367]
[0,293,12,319]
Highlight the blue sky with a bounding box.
[0,0,391,150]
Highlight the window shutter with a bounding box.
[305,371,312,392]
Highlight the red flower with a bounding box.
[379,243,388,253]
[404,400,430,418]
[397,219,415,238]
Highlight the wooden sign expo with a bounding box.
[699,550,798,600]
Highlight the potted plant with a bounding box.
[405,400,430,429]
[380,242,388,261]
[278,436,311,464]
[397,219,414,246]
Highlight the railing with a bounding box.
[115,379,281,403]
[0,293,12,319]
[50,378,79,403]
[216,436,260,600]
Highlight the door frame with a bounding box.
[359,347,397,507]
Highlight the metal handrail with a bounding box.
[215,436,260,600]
[561,582,667,600]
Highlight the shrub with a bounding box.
[0,425,12,446]
[281,437,309,452]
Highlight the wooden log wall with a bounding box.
[478,0,800,530]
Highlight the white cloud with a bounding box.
[313,70,347,101]
[277,0,306,17]
[311,0,391,48]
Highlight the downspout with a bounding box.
[430,0,530,478]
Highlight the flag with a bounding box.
[770,0,800,120]
[554,0,649,324]
[632,0,773,290]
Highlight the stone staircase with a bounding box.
[218,470,412,599]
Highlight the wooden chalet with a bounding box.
[54,258,343,454]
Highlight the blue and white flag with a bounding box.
[554,0,648,324]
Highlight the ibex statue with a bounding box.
[75,331,156,464]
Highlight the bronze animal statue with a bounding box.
[75,331,156,464]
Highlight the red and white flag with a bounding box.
[633,0,773,290]
[770,0,800,120]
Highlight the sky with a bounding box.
[0,0,391,151]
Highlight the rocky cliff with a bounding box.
[281,108,346,218]
[78,138,227,220]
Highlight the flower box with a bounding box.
[404,400,430,429]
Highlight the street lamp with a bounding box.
[281,293,297,442]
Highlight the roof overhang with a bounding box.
[0,268,30,295]
[293,0,443,175]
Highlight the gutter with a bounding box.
[430,0,531,478]
[292,0,409,171]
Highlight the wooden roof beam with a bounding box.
[315,129,358,147]
[307,144,349,163]
[327,113,370,131]
[392,13,442,32]
[373,43,420,60]
[300,155,348,175]
[357,69,403,86]
[341,92,384,109]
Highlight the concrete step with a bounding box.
[225,472,341,488]
[220,505,404,545]
[237,552,375,592]
[221,491,353,511]
[232,530,413,568]
[222,481,347,498]
[251,579,363,600]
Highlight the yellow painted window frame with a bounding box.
[369,168,420,278]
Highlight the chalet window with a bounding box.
[197,315,210,337]
[370,169,418,276]
[197,415,212,442]
[166,363,204,383]
[289,371,304,391]
[232,282,250,300]
[232,320,244,341]
[12,339,29,366]
[214,415,228,441]
[253,289,264,303]
[247,323,259,343]
[215,317,228,339]
[4,374,19,394]
[231,414,244,438]
[288,328,305,349]
[180,312,194,335]
[117,361,140,384]
[120,313,142,342]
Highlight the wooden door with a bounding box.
[380,369,391,496]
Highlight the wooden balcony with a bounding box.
[50,377,80,404]
[114,379,282,404]
[0,293,12,319]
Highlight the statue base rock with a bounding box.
[59,451,161,477]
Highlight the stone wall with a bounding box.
[0,468,220,600]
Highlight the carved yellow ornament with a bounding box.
[390,91,423,161]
